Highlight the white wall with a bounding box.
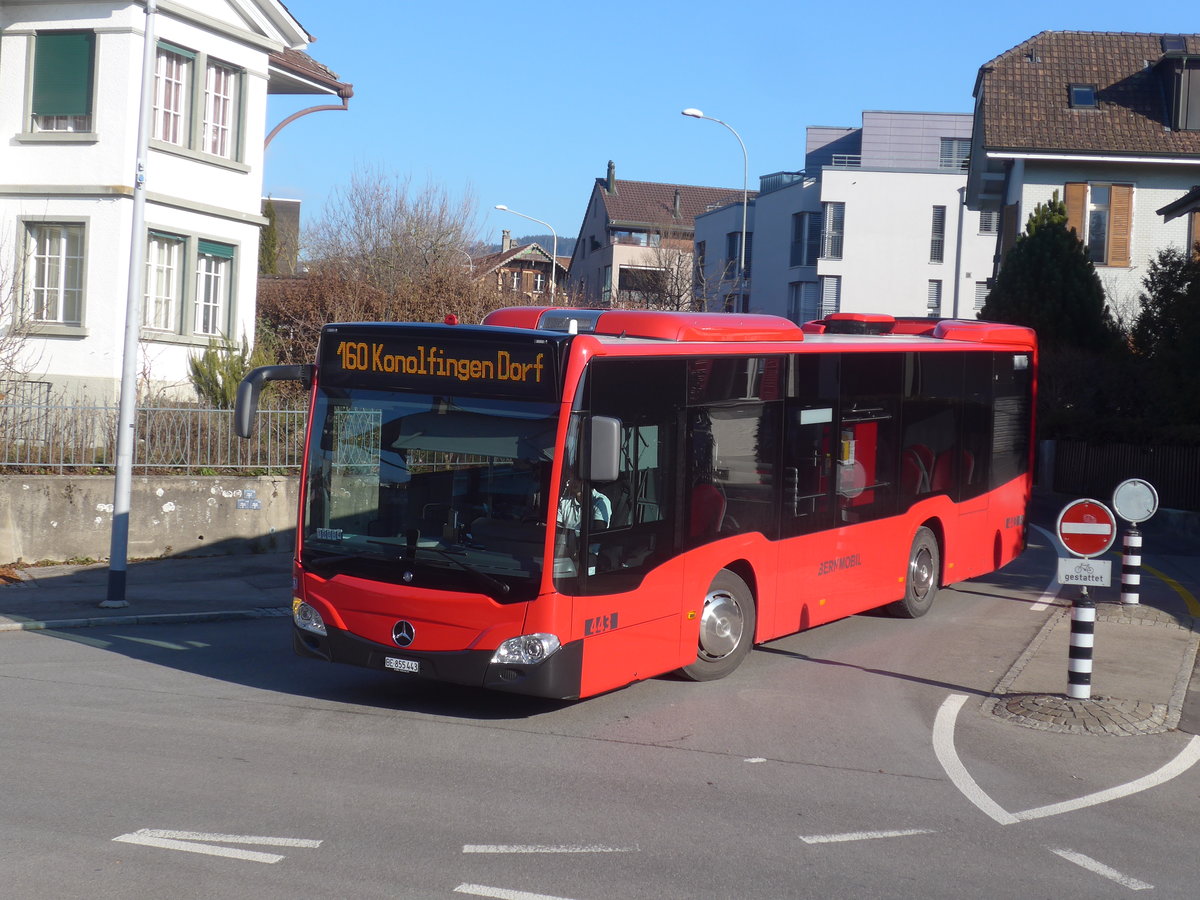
[1016,161,1200,316]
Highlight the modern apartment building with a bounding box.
[697,111,997,323]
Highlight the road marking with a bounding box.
[463,845,636,854]
[112,829,321,864]
[932,694,1018,825]
[1013,735,1200,821]
[1029,525,1064,611]
[744,757,766,763]
[1143,563,1200,617]
[1049,848,1153,891]
[934,695,1200,824]
[454,885,577,900]
[800,828,935,844]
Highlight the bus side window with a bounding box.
[782,354,838,536]
[837,353,901,523]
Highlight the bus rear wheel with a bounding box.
[680,569,756,681]
[888,526,940,619]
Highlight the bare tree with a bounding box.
[258,167,514,366]
[0,232,43,401]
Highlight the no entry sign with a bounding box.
[1056,498,1117,559]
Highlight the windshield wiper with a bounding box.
[366,539,511,597]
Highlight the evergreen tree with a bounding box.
[980,192,1118,352]
[1131,247,1200,430]
[259,198,279,275]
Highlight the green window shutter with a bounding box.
[198,240,235,259]
[157,40,197,60]
[32,32,95,117]
[148,229,185,242]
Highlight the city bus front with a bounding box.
[287,324,584,698]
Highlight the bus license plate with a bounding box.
[384,657,420,674]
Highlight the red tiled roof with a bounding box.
[269,47,352,97]
[473,243,565,278]
[601,179,753,229]
[977,31,1200,157]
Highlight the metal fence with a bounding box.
[1053,440,1200,512]
[0,402,306,474]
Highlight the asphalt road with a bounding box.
[2,534,1198,899]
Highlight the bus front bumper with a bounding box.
[293,624,583,700]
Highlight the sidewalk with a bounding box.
[0,553,292,632]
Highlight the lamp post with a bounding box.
[495,204,557,299]
[682,108,748,310]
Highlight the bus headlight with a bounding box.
[491,634,561,665]
[293,599,327,636]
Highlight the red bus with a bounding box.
[235,308,1036,700]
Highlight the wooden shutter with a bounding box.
[1107,185,1132,268]
[1190,211,1200,260]
[1064,183,1087,239]
[32,32,94,116]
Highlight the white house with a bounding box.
[966,31,1200,314]
[697,111,998,323]
[0,0,348,402]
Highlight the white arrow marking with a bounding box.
[463,845,637,854]
[113,829,321,864]
[1049,848,1153,891]
[934,694,1200,824]
[454,886,578,900]
[800,828,935,844]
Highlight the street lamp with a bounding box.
[495,204,557,299]
[682,108,749,310]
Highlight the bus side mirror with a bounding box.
[234,364,313,438]
[588,415,621,483]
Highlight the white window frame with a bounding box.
[820,274,841,316]
[927,280,943,318]
[930,206,946,264]
[203,61,237,158]
[821,203,844,260]
[26,223,85,325]
[153,46,191,147]
[144,233,184,331]
[194,251,230,337]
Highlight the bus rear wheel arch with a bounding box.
[680,568,756,681]
[887,525,940,619]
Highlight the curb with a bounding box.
[0,607,292,633]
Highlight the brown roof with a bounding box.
[473,243,566,278]
[601,179,753,229]
[977,31,1200,157]
[269,47,353,98]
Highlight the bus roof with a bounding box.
[480,307,1036,351]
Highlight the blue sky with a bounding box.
[264,0,1191,247]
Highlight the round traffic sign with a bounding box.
[1112,478,1159,524]
[1056,498,1117,558]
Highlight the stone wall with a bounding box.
[0,475,299,563]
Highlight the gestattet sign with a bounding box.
[1056,498,1117,559]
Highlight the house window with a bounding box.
[787,281,820,323]
[939,138,971,171]
[927,280,942,317]
[602,265,612,305]
[203,61,238,158]
[508,270,521,291]
[819,275,841,316]
[978,209,999,235]
[821,202,845,260]
[144,232,184,331]
[1087,185,1111,263]
[930,206,946,263]
[26,223,85,325]
[30,32,96,133]
[194,241,234,336]
[790,212,821,267]
[1066,182,1133,267]
[153,42,242,160]
[1069,84,1099,109]
[726,231,752,278]
[534,271,546,293]
[153,44,192,146]
[974,282,989,313]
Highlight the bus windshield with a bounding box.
[302,386,559,601]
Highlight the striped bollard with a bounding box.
[1067,589,1095,700]
[1121,526,1142,605]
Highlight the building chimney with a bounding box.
[606,160,616,194]
[673,188,682,219]
[502,229,512,252]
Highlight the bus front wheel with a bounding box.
[888,526,940,619]
[680,569,756,681]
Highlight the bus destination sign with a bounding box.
[318,329,561,400]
